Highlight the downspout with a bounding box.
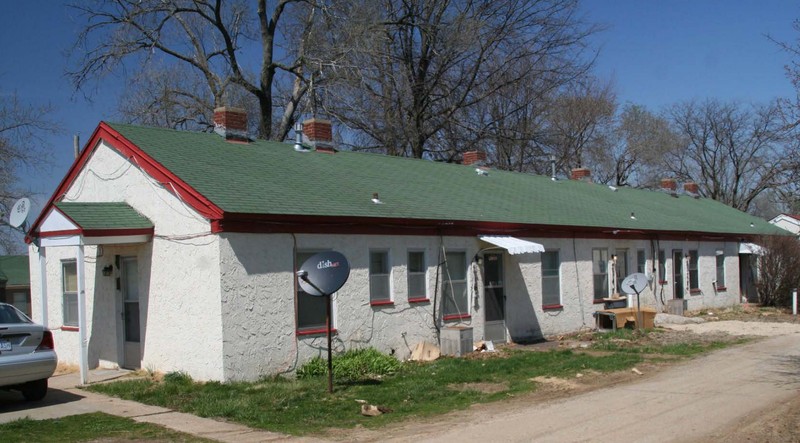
[38,246,48,326]
[76,244,89,385]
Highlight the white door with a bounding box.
[121,257,141,369]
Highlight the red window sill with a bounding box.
[443,314,471,321]
[296,328,338,336]
[61,326,79,332]
[689,289,701,295]
[715,286,727,292]
[593,299,606,304]
[370,300,394,307]
[658,280,669,285]
[408,297,430,304]
[542,304,563,311]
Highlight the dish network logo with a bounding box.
[317,260,341,269]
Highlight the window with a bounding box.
[688,250,699,292]
[615,249,628,293]
[658,250,666,283]
[369,250,391,304]
[407,251,427,301]
[715,254,725,289]
[636,249,646,274]
[296,251,330,332]
[541,251,560,307]
[62,261,78,327]
[593,249,609,301]
[442,251,469,319]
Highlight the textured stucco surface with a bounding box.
[29,141,225,381]
[218,233,743,379]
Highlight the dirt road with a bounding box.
[372,332,800,443]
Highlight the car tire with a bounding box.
[21,379,48,401]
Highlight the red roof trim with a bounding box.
[39,229,82,238]
[27,122,223,242]
[211,214,757,242]
[82,228,155,237]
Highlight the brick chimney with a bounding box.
[463,150,487,166]
[683,181,699,195]
[660,178,678,193]
[213,107,248,141]
[570,167,591,182]
[303,118,333,149]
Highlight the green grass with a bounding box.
[88,349,641,435]
[591,329,752,356]
[0,412,210,442]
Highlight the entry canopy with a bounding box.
[479,235,545,255]
[739,242,765,255]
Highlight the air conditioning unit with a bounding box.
[441,326,473,357]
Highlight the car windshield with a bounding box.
[0,305,32,324]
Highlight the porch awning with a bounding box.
[36,201,154,247]
[739,242,765,255]
[479,235,545,255]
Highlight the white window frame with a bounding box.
[62,260,78,327]
[295,250,336,333]
[541,250,561,307]
[407,250,428,301]
[369,249,392,304]
[592,248,609,301]
[715,253,726,289]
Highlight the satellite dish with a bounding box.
[621,272,649,295]
[9,198,31,231]
[297,251,350,296]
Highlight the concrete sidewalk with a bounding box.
[0,370,305,442]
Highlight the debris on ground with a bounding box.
[410,342,440,361]
[632,368,643,375]
[361,404,393,416]
[355,399,367,404]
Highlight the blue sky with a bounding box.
[1,0,799,225]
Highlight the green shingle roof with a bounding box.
[55,202,153,230]
[0,255,30,287]
[107,122,785,237]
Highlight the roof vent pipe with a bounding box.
[293,122,309,152]
[550,154,556,181]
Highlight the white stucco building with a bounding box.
[769,213,800,236]
[25,109,787,382]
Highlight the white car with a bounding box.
[0,303,57,401]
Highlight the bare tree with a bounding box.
[316,0,599,159]
[663,100,795,213]
[754,235,800,307]
[0,92,60,254]
[544,77,616,175]
[591,104,680,187]
[70,0,322,140]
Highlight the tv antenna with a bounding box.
[296,251,350,393]
[620,272,649,330]
[8,198,31,233]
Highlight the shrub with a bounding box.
[754,235,800,307]
[163,371,193,385]
[297,348,402,382]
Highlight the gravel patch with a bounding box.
[663,320,800,336]
[655,313,705,325]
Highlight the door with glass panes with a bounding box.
[483,253,506,342]
[121,257,141,369]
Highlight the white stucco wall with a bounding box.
[217,232,743,379]
[218,233,480,380]
[28,140,225,381]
